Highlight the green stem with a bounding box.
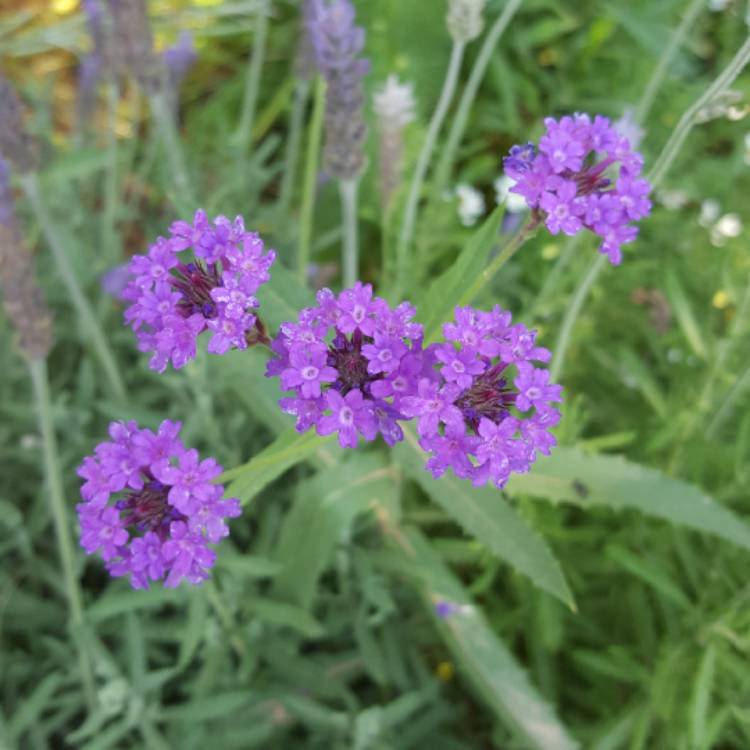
[297,77,326,283]
[29,358,96,713]
[550,15,748,383]
[234,0,270,154]
[339,178,360,288]
[395,40,466,294]
[462,214,540,307]
[549,254,606,383]
[279,79,311,218]
[649,33,750,187]
[707,359,750,437]
[21,173,126,400]
[433,0,523,190]
[148,90,196,210]
[527,234,581,322]
[634,0,705,125]
[102,83,120,265]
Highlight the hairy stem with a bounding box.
[433,0,523,190]
[21,173,127,399]
[395,40,466,294]
[297,77,326,283]
[339,178,360,288]
[148,90,195,210]
[29,358,96,713]
[279,79,311,218]
[234,0,270,154]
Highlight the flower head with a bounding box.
[405,306,562,488]
[503,113,651,264]
[77,420,240,589]
[124,210,275,372]
[267,282,423,448]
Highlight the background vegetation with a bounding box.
[2,0,750,747]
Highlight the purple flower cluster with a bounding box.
[77,420,240,589]
[402,307,562,488]
[124,210,275,372]
[503,114,651,264]
[266,282,425,448]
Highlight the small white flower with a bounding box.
[373,75,416,130]
[708,0,729,11]
[614,107,645,149]
[715,213,742,238]
[493,175,528,213]
[699,199,721,227]
[455,184,485,227]
[659,188,689,210]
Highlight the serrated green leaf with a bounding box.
[417,205,505,344]
[397,527,580,750]
[273,453,399,609]
[506,447,750,552]
[394,427,574,607]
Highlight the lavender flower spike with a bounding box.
[0,76,39,174]
[106,0,160,93]
[123,210,276,372]
[164,31,198,93]
[266,283,425,448]
[77,420,241,589]
[0,159,53,360]
[401,306,562,489]
[374,75,416,208]
[503,113,652,264]
[446,0,487,43]
[308,0,369,180]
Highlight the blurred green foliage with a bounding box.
[2,0,750,748]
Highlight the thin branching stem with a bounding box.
[433,0,523,190]
[21,173,127,399]
[550,14,750,382]
[234,0,270,155]
[297,77,326,283]
[29,358,96,713]
[394,40,466,296]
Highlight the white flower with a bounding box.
[614,107,645,149]
[455,184,485,227]
[699,199,721,227]
[373,75,416,130]
[493,175,527,213]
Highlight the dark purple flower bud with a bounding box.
[307,0,369,180]
[0,75,39,174]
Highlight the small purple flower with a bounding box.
[267,283,423,448]
[124,210,276,371]
[407,307,562,489]
[503,113,651,264]
[76,420,240,589]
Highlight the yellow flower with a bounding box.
[712,290,730,309]
[435,661,454,682]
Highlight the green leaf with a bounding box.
[222,427,337,505]
[260,259,315,331]
[8,672,63,740]
[665,271,708,360]
[506,447,750,552]
[273,453,399,609]
[417,205,505,344]
[245,598,325,638]
[394,427,574,607]
[397,527,580,750]
[690,644,716,749]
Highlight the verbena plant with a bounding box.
[1,0,750,747]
